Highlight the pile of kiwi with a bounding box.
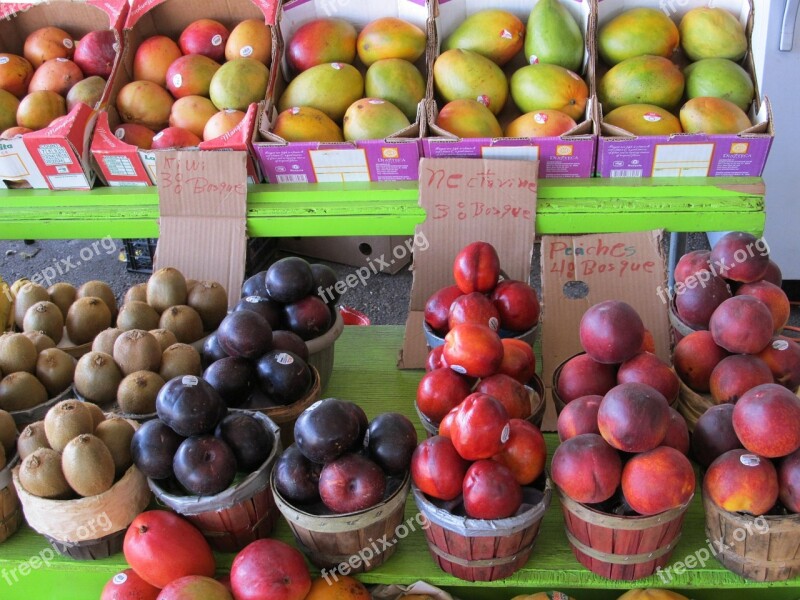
[0,409,18,472]
[16,400,134,500]
[71,269,225,415]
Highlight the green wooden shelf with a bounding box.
[0,177,765,240]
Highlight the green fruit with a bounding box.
[0,89,20,131]
[598,55,685,112]
[443,9,525,67]
[209,58,270,111]
[683,58,754,112]
[278,62,364,122]
[433,49,508,115]
[524,0,584,72]
[343,98,410,141]
[598,8,680,65]
[680,7,747,62]
[365,59,425,121]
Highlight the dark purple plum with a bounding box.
[241,387,282,409]
[265,257,313,304]
[256,350,312,405]
[130,419,184,479]
[294,398,362,463]
[342,402,368,447]
[242,271,268,298]
[271,330,309,362]
[273,444,322,504]
[202,332,229,368]
[173,435,237,495]
[156,375,227,437]
[311,263,340,304]
[283,295,332,340]
[203,357,255,407]
[367,412,418,474]
[234,296,282,329]
[215,413,274,472]
[216,310,272,359]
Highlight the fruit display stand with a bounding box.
[2,326,799,599]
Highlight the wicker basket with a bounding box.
[149,410,282,553]
[413,476,551,582]
[306,309,344,393]
[676,378,714,432]
[272,471,411,573]
[424,321,539,350]
[0,451,21,544]
[704,492,800,581]
[669,300,698,343]
[557,486,692,580]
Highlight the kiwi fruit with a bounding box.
[84,402,106,430]
[113,329,162,375]
[187,281,228,331]
[0,332,38,374]
[159,305,204,344]
[116,301,160,331]
[77,280,118,319]
[19,447,72,499]
[74,351,123,405]
[117,371,164,415]
[92,327,123,355]
[23,301,65,344]
[94,418,135,477]
[0,372,48,411]
[17,421,49,459]
[44,399,94,452]
[159,343,202,380]
[147,267,188,313]
[36,348,76,398]
[24,331,56,353]
[48,282,77,317]
[0,409,17,456]
[13,282,49,330]
[66,297,112,345]
[149,329,178,352]
[185,279,199,294]
[62,434,115,496]
[124,282,148,305]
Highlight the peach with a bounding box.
[621,446,695,515]
[703,449,778,515]
[150,127,201,150]
[556,353,617,403]
[736,280,791,333]
[557,395,601,441]
[691,404,742,468]
[673,330,729,392]
[640,329,656,353]
[498,338,536,384]
[760,259,783,287]
[733,383,800,458]
[758,336,800,392]
[166,54,221,99]
[662,407,690,455]
[169,95,217,139]
[778,448,800,513]
[179,19,230,63]
[551,433,622,504]
[598,382,670,453]
[452,241,500,294]
[709,355,773,404]
[0,53,34,98]
[492,418,546,485]
[24,27,74,68]
[476,373,531,419]
[203,109,245,141]
[674,249,711,284]
[448,292,500,331]
[134,36,182,87]
[442,323,504,379]
[29,58,83,96]
[710,296,774,354]
[617,351,680,404]
[710,231,769,283]
[579,300,644,364]
[114,123,156,149]
[675,273,731,329]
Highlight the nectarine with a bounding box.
[579,301,645,364]
[556,353,617,404]
[710,296,773,354]
[617,352,679,404]
[703,449,778,515]
[709,231,769,283]
[733,383,800,458]
[709,355,773,404]
[557,395,601,441]
[621,446,695,515]
[598,383,670,453]
[552,433,622,504]
[673,330,729,393]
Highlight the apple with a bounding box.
[490,279,540,332]
[411,436,470,501]
[492,419,546,485]
[123,510,215,589]
[101,569,160,600]
[156,576,232,599]
[463,460,523,519]
[417,367,472,423]
[443,323,504,378]
[453,241,500,294]
[319,453,386,513]
[424,285,463,334]
[230,539,311,600]
[448,292,500,331]
[74,30,117,78]
[450,392,510,461]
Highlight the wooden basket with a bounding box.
[669,300,698,343]
[272,471,411,573]
[676,377,714,432]
[703,492,800,581]
[10,385,73,429]
[424,321,539,351]
[0,452,21,544]
[149,410,281,553]
[557,486,691,580]
[305,309,344,393]
[413,476,551,582]
[551,354,577,416]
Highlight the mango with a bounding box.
[209,58,269,111]
[510,63,588,120]
[598,55,684,112]
[0,89,20,131]
[287,18,357,74]
[505,109,577,138]
[680,97,751,134]
[524,0,583,72]
[342,98,410,141]
[436,99,503,138]
[365,58,425,120]
[226,19,272,66]
[680,8,747,62]
[598,8,679,65]
[278,62,363,122]
[273,106,344,143]
[684,58,754,112]
[434,49,508,115]
[16,90,65,131]
[604,104,683,136]
[357,18,426,67]
[0,53,34,99]
[443,9,525,67]
[116,81,173,130]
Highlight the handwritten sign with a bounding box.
[547,238,656,278]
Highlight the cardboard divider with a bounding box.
[253,0,434,184]
[423,0,598,179]
[90,0,280,186]
[398,157,538,369]
[0,0,128,190]
[595,0,774,177]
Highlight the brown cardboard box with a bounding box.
[277,236,413,274]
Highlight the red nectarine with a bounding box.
[710,296,773,354]
[579,301,645,364]
[703,449,778,515]
[453,241,500,294]
[733,383,800,458]
[556,353,617,404]
[673,330,729,393]
[492,419,546,485]
[621,446,695,515]
[710,232,769,283]
[617,352,680,404]
[709,355,773,404]
[552,433,622,504]
[598,383,670,453]
[450,393,510,461]
[557,395,602,442]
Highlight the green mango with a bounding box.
[278,62,364,122]
[524,0,584,72]
[683,58,754,112]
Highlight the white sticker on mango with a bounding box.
[240,45,254,58]
[643,112,662,122]
[534,112,548,124]
[211,34,223,46]
[63,38,74,49]
[500,29,513,40]
[172,74,183,88]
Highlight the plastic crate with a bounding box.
[123,238,277,275]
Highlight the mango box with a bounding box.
[90,0,280,186]
[423,0,598,179]
[0,0,128,190]
[595,0,774,177]
[253,0,433,184]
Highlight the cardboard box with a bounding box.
[423,0,597,179]
[399,157,539,369]
[539,230,671,430]
[253,0,433,184]
[90,0,280,186]
[277,236,413,274]
[0,0,128,190]
[595,0,774,178]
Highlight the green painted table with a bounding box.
[0,178,765,239]
[1,326,797,600]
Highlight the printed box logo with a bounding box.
[382,147,400,159]
[730,142,749,155]
[556,145,574,157]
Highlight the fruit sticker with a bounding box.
[181,375,199,386]
[276,353,294,365]
[114,128,125,139]
[534,112,548,125]
[331,62,343,70]
[239,45,253,58]
[489,316,500,330]
[63,38,74,49]
[0,57,8,65]
[171,74,182,89]
[773,339,790,351]
[643,112,662,122]
[476,94,490,107]
[112,573,128,584]
[450,364,468,375]
[211,35,223,47]
[529,55,540,65]
[501,29,513,40]
[740,454,761,467]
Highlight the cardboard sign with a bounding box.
[398,158,539,369]
[540,230,670,430]
[155,151,248,308]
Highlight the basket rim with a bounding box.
[10,384,73,423]
[702,489,800,524]
[306,308,344,354]
[0,450,20,490]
